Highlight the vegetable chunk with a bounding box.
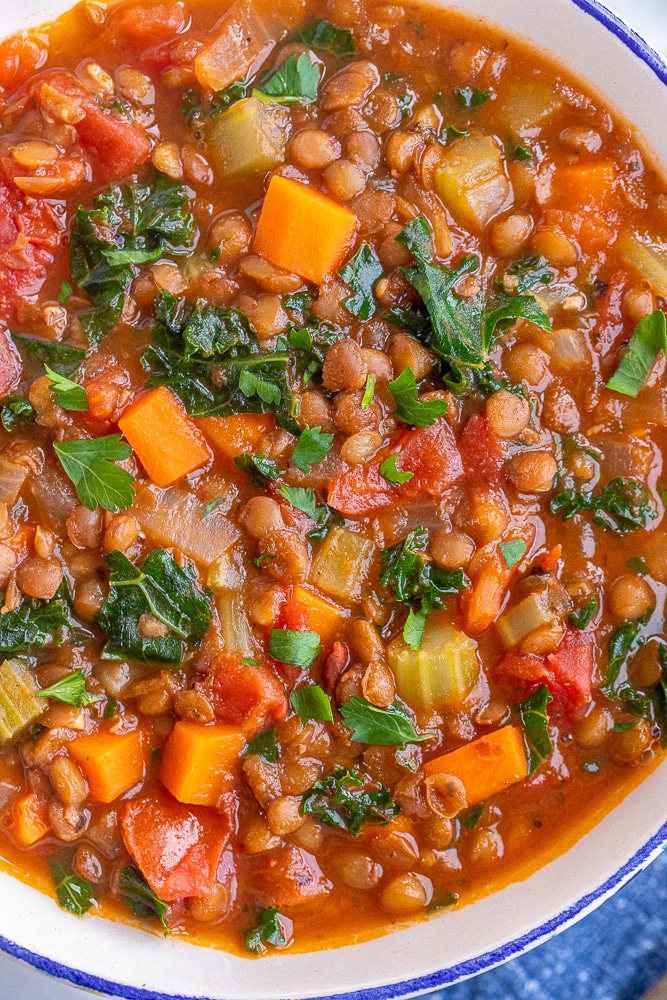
[159,721,246,806]
[207,98,290,180]
[423,725,529,807]
[69,729,147,803]
[436,133,512,231]
[388,611,479,710]
[119,386,212,487]
[253,176,359,284]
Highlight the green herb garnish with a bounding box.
[388,366,447,427]
[379,452,414,486]
[269,629,322,668]
[44,365,88,411]
[118,866,169,934]
[245,727,281,762]
[290,684,334,724]
[301,765,399,835]
[244,907,286,954]
[37,670,103,708]
[299,20,355,56]
[606,310,667,398]
[258,53,320,105]
[340,695,431,745]
[550,477,655,534]
[518,684,553,775]
[290,426,333,473]
[53,435,135,513]
[500,539,527,569]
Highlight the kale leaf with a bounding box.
[339,243,384,320]
[243,907,286,954]
[0,396,35,432]
[518,684,553,775]
[48,853,95,916]
[118,866,169,934]
[70,174,194,346]
[397,216,551,390]
[601,619,652,715]
[0,584,82,654]
[550,477,655,534]
[143,291,291,418]
[301,765,400,835]
[299,20,355,56]
[95,548,213,663]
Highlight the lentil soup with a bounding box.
[0,0,665,959]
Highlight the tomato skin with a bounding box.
[29,72,151,183]
[199,650,288,736]
[120,790,233,901]
[323,641,350,692]
[459,413,505,485]
[496,627,595,720]
[327,418,464,516]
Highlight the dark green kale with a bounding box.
[339,243,384,320]
[301,765,400,835]
[245,727,281,762]
[118,866,169,934]
[0,583,83,654]
[143,291,291,418]
[95,548,213,664]
[396,216,551,391]
[299,20,355,56]
[518,684,553,775]
[601,619,652,716]
[503,253,554,293]
[48,853,95,916]
[550,477,655,534]
[243,907,287,954]
[0,396,35,432]
[69,174,194,345]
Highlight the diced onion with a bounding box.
[549,327,590,370]
[618,232,667,296]
[0,459,27,505]
[132,485,239,566]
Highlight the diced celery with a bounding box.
[206,97,290,181]
[435,133,511,232]
[0,658,43,741]
[618,233,667,296]
[309,528,376,603]
[387,610,479,710]
[217,594,262,656]
[500,82,563,130]
[496,585,571,648]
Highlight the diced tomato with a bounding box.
[199,650,288,736]
[323,641,350,692]
[0,178,62,327]
[0,331,20,397]
[496,627,595,720]
[276,596,310,632]
[590,270,629,361]
[0,34,45,94]
[459,413,505,485]
[246,845,332,907]
[30,72,151,183]
[105,2,186,47]
[120,789,231,901]
[327,417,464,516]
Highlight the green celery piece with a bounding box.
[0,658,44,740]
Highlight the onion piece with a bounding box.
[549,327,590,370]
[132,484,239,567]
[27,464,77,531]
[217,593,262,656]
[0,459,27,505]
[618,232,667,295]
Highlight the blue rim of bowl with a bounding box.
[1,1,667,998]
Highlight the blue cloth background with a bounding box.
[429,849,667,1000]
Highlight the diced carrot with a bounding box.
[29,72,151,183]
[119,386,212,488]
[1,155,87,196]
[199,650,288,737]
[247,844,331,907]
[253,175,359,285]
[121,789,231,900]
[291,586,346,647]
[6,791,50,846]
[159,721,246,807]
[69,729,147,803]
[461,544,516,636]
[539,544,562,573]
[423,725,529,807]
[196,413,275,465]
[548,160,618,213]
[328,418,464,516]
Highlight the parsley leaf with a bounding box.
[301,765,399,835]
[290,684,334,724]
[96,548,213,663]
[201,497,226,518]
[569,592,599,630]
[245,727,281,762]
[0,396,35,432]
[144,291,290,419]
[388,366,448,427]
[339,243,384,320]
[514,145,533,161]
[379,451,414,486]
[258,53,320,104]
[37,669,103,708]
[244,907,286,954]
[518,684,553,774]
[290,426,333,472]
[44,365,88,411]
[269,629,322,668]
[119,867,169,935]
[500,539,527,569]
[210,77,250,117]
[455,86,491,107]
[403,608,427,651]
[277,484,320,519]
[550,477,655,534]
[340,695,431,745]
[70,174,194,346]
[397,216,551,390]
[53,434,135,513]
[48,854,95,916]
[300,20,355,56]
[606,310,667,398]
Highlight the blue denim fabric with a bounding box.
[428,849,667,1000]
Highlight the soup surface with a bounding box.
[0,0,666,957]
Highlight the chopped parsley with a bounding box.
[44,365,88,411]
[455,86,491,108]
[290,684,334,724]
[244,907,286,954]
[388,366,448,427]
[53,434,135,513]
[500,539,527,569]
[257,53,320,105]
[379,452,414,486]
[245,727,281,762]
[290,426,333,473]
[37,670,103,708]
[299,20,355,56]
[606,310,667,398]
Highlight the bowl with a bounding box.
[0,0,667,998]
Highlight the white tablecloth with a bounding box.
[2,0,667,997]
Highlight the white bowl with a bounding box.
[1,1,667,998]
